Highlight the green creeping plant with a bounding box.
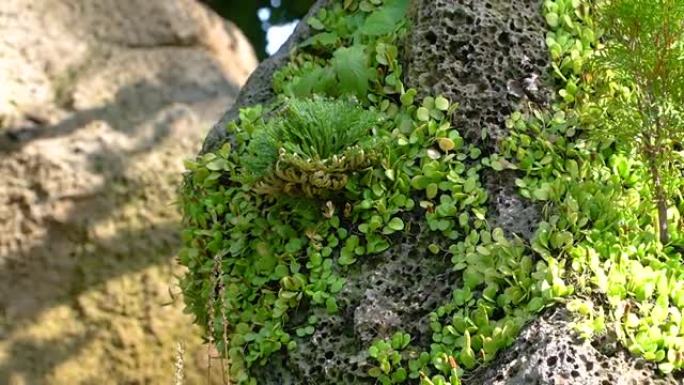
[179,0,684,383]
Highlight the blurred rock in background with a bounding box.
[200,0,314,59]
[0,0,256,384]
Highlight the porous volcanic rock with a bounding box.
[465,308,680,385]
[405,0,551,241]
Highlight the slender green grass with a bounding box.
[242,97,379,179]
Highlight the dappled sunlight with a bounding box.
[0,0,257,383]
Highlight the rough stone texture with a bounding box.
[255,230,458,384]
[485,169,541,240]
[466,308,682,385]
[405,0,553,146]
[198,0,681,384]
[0,1,256,384]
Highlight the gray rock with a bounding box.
[466,308,681,385]
[404,0,553,146]
[485,169,541,240]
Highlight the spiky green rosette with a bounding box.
[241,98,382,198]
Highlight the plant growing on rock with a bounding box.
[180,0,684,382]
[588,0,684,244]
[241,97,382,198]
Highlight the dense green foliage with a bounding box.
[586,0,684,244]
[180,0,684,383]
[517,0,684,373]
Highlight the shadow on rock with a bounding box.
[0,78,239,154]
